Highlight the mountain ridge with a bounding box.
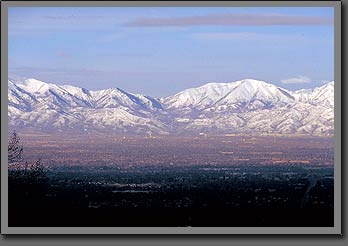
[8,78,334,136]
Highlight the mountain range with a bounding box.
[8,78,334,136]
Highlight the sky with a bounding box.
[8,7,334,97]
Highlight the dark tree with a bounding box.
[8,130,47,181]
[8,131,49,205]
[8,130,23,163]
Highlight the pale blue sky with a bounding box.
[8,7,334,97]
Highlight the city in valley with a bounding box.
[9,133,334,227]
[20,133,333,168]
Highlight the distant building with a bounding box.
[199,132,207,138]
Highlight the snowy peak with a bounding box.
[162,79,295,112]
[12,78,50,93]
[88,87,162,110]
[9,78,162,111]
[293,81,334,108]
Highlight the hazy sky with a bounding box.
[8,7,334,97]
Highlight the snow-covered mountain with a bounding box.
[8,78,170,134]
[161,79,334,135]
[161,79,295,115]
[8,78,334,135]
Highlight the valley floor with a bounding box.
[8,134,335,227]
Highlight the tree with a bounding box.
[8,130,23,163]
[8,131,49,226]
[8,131,48,190]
